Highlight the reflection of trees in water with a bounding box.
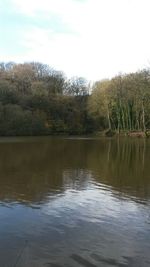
[0,140,64,203]
[0,138,90,203]
[88,138,150,200]
[0,137,149,204]
[63,169,93,190]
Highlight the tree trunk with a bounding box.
[142,99,146,132]
[107,107,111,130]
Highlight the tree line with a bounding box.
[0,62,149,136]
[0,62,92,135]
[89,71,150,133]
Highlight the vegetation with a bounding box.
[89,71,150,134]
[0,62,91,135]
[0,62,150,136]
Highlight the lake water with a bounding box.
[0,137,150,267]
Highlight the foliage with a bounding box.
[0,62,150,136]
[0,62,91,135]
[89,71,150,132]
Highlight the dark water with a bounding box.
[0,137,150,267]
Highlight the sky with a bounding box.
[0,0,150,81]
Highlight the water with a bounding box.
[0,137,150,267]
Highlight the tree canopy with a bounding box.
[0,62,149,136]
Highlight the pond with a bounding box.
[0,137,150,267]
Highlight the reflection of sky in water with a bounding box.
[0,138,150,266]
[1,175,150,266]
[40,175,150,265]
[43,173,147,224]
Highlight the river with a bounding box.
[0,137,150,267]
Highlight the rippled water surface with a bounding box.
[0,137,150,267]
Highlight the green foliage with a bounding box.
[0,61,150,136]
[0,62,92,136]
[89,71,150,132]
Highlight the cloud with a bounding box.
[5,0,150,80]
[12,0,85,21]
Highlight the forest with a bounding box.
[0,62,150,136]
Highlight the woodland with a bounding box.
[0,62,149,136]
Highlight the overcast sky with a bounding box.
[0,0,150,81]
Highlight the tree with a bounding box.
[88,79,114,130]
[65,77,89,96]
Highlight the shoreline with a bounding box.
[92,130,150,138]
[0,130,149,139]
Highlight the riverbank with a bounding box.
[0,130,150,138]
[94,130,150,138]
